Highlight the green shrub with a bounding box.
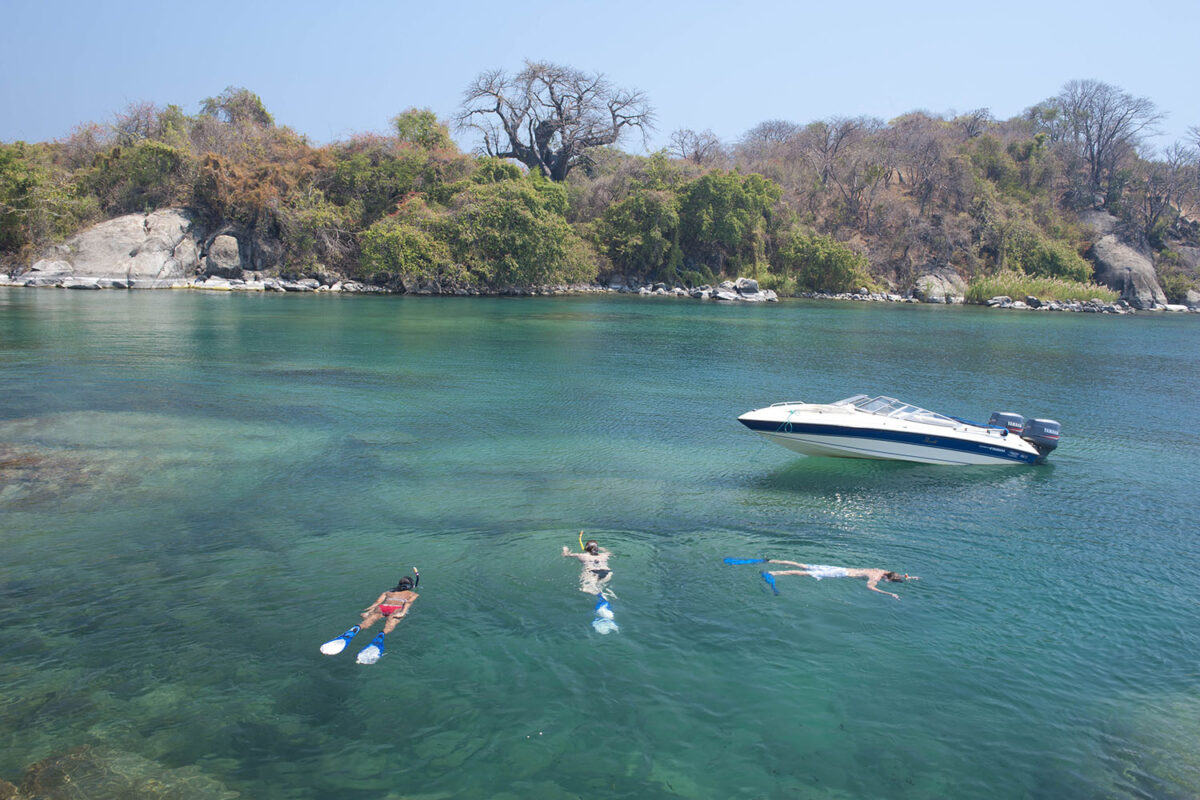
[359,207,458,284]
[774,230,871,293]
[0,142,101,254]
[445,175,596,287]
[86,140,195,214]
[678,170,780,275]
[1158,270,1197,303]
[392,108,456,151]
[1000,222,1092,282]
[756,272,798,296]
[278,188,358,272]
[595,188,681,281]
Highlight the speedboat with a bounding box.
[737,394,1060,465]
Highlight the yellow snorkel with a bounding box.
[578,530,585,552]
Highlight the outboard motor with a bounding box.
[1021,418,1061,461]
[988,411,1026,435]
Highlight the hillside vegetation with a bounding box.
[1,74,1198,301]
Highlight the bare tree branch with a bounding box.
[669,129,723,164]
[456,60,654,181]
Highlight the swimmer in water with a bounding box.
[359,571,420,634]
[562,536,613,597]
[765,560,918,600]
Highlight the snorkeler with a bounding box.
[320,568,420,661]
[562,535,613,597]
[764,560,917,600]
[359,571,420,634]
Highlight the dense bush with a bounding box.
[86,139,195,214]
[1156,256,1198,302]
[445,175,596,287]
[0,142,99,256]
[595,188,681,281]
[277,187,357,272]
[359,203,457,284]
[998,221,1093,282]
[775,230,872,293]
[677,170,780,275]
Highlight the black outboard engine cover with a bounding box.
[1021,418,1061,460]
[988,411,1025,435]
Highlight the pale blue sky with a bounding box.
[2,0,1196,154]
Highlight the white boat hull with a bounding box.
[752,427,1034,466]
[738,398,1045,466]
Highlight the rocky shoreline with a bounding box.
[2,207,1197,313]
[4,270,1198,314]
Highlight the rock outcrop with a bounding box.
[17,209,203,289]
[1081,211,1167,309]
[202,234,242,277]
[912,267,966,303]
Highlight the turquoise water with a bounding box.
[1,289,1198,799]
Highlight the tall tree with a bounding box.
[456,61,653,181]
[669,128,723,164]
[392,108,455,151]
[1135,142,1198,242]
[200,87,274,127]
[1040,79,1162,204]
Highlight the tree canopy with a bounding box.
[2,73,1198,302]
[456,60,654,182]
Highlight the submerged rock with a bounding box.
[19,745,238,800]
[0,444,93,507]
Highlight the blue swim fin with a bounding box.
[320,625,360,655]
[356,631,386,664]
[594,594,614,620]
[724,557,767,565]
[760,571,780,595]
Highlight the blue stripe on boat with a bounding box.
[739,418,1038,464]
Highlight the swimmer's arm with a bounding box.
[562,547,583,559]
[363,592,388,612]
[866,578,900,600]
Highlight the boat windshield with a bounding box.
[837,395,957,426]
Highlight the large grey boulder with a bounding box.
[1172,245,1200,272]
[1090,237,1166,309]
[1185,289,1200,310]
[204,234,242,277]
[913,267,965,303]
[1081,211,1166,309]
[22,209,202,288]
